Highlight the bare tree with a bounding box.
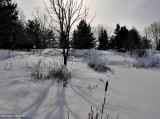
[34,8,47,48]
[146,21,160,50]
[44,0,88,65]
[144,28,150,40]
[92,25,113,48]
[17,7,26,24]
[93,25,113,40]
[33,8,56,49]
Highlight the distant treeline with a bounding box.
[0,0,160,52]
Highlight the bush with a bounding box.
[30,60,71,86]
[88,63,112,72]
[49,66,71,82]
[30,60,43,80]
[136,49,147,57]
[133,61,146,68]
[133,59,160,69]
[87,57,113,73]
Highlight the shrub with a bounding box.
[30,60,43,80]
[49,66,71,83]
[133,59,160,69]
[87,57,113,73]
[88,63,112,72]
[30,60,71,86]
[136,49,147,57]
[133,61,146,68]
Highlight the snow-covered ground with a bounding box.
[0,49,160,119]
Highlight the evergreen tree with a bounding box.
[0,0,18,49]
[72,20,95,49]
[109,36,115,49]
[98,27,109,50]
[25,19,42,49]
[136,36,151,57]
[110,24,129,51]
[119,26,129,50]
[14,20,27,49]
[110,24,120,50]
[44,29,56,48]
[114,24,121,49]
[140,37,151,49]
[126,28,141,56]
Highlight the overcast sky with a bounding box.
[15,0,160,32]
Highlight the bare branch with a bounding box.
[145,21,160,49]
[44,0,91,65]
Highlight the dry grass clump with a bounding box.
[49,68,71,82]
[30,60,71,86]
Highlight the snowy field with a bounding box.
[0,49,160,119]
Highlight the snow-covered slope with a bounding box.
[0,49,160,119]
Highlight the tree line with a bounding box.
[0,0,160,52]
[0,0,55,50]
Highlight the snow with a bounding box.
[0,49,160,119]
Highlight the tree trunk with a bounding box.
[64,55,67,65]
[63,47,68,65]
